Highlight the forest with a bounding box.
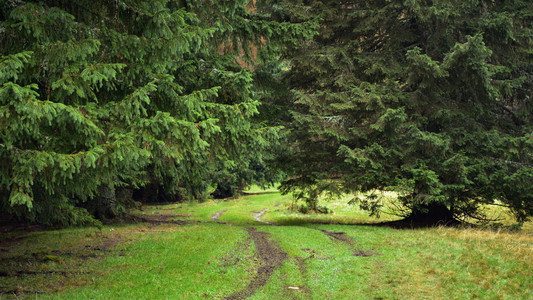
[0,0,532,299]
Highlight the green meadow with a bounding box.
[0,190,531,299]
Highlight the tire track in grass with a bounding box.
[208,207,290,299]
[252,209,313,295]
[293,256,311,296]
[319,229,354,246]
[319,229,375,257]
[213,205,314,298]
[254,210,372,257]
[225,227,287,300]
[253,208,273,225]
[252,206,376,258]
[211,210,228,224]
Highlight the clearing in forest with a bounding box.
[0,190,531,299]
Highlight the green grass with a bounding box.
[48,223,256,299]
[1,190,531,299]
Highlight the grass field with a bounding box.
[0,190,531,299]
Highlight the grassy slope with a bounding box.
[0,191,531,299]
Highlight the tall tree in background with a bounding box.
[273,0,533,223]
[180,0,314,199]
[0,0,311,225]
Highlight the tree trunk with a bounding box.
[407,203,457,226]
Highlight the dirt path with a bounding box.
[251,207,373,258]
[294,257,311,295]
[126,214,190,226]
[225,227,287,300]
[253,208,273,225]
[319,229,375,257]
[319,229,354,246]
[212,207,308,299]
[211,210,228,224]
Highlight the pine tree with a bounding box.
[272,0,533,223]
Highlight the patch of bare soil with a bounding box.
[319,229,354,246]
[301,248,333,261]
[0,270,91,277]
[253,209,273,225]
[224,227,287,300]
[124,214,189,226]
[352,250,374,257]
[0,234,124,296]
[319,229,376,257]
[211,210,228,224]
[0,288,43,295]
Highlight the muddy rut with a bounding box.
[319,229,375,257]
[213,207,373,298]
[224,227,287,300]
[319,229,354,246]
[211,208,290,299]
[211,210,228,224]
[253,208,272,225]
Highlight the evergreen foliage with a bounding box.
[0,0,308,225]
[272,0,533,222]
[2,0,530,226]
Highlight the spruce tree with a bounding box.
[272,0,533,223]
[0,0,305,225]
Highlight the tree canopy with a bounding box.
[1,0,531,226]
[0,0,313,225]
[272,0,533,223]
